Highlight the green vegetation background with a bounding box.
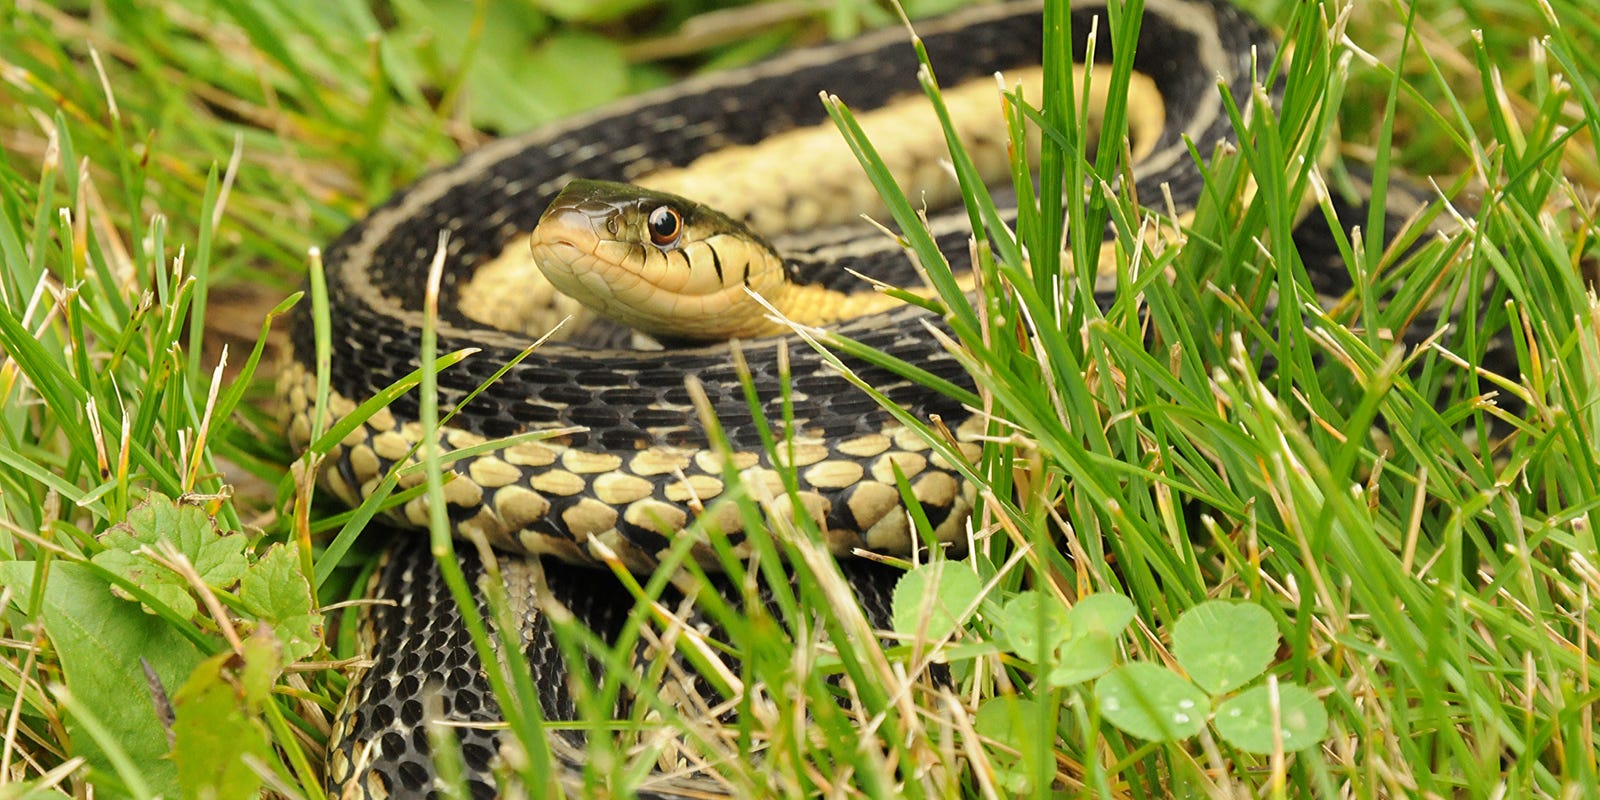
[1,0,1597,798]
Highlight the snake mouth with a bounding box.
[528,217,624,316]
[530,193,637,288]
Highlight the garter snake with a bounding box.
[285,0,1266,569]
[277,0,1413,796]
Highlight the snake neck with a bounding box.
[758,279,913,335]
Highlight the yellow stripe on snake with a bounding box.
[279,1,1490,797]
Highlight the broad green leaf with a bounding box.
[1095,663,1209,742]
[1048,629,1118,687]
[239,543,323,664]
[466,33,630,131]
[1067,592,1136,636]
[89,547,198,620]
[1214,682,1329,754]
[413,0,549,61]
[171,633,277,799]
[973,694,1045,794]
[0,561,201,798]
[1046,593,1133,686]
[997,590,1070,662]
[92,496,248,620]
[1170,600,1278,695]
[890,561,983,641]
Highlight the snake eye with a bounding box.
[647,205,682,247]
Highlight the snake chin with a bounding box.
[528,239,609,303]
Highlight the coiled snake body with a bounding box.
[280,1,1412,796]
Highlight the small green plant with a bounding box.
[1096,601,1327,755]
[1,495,323,797]
[892,564,1328,792]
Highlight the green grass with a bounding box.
[2,0,1598,798]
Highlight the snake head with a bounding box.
[531,179,790,341]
